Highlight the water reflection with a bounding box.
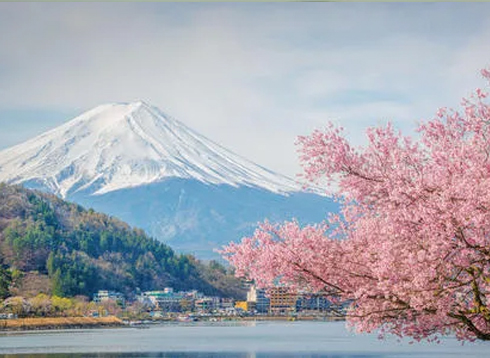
[1,321,489,358]
[0,354,383,358]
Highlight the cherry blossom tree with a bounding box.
[222,69,490,342]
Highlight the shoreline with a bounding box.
[0,316,124,331]
[0,315,344,332]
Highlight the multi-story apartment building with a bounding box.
[295,292,331,313]
[246,285,270,313]
[246,285,335,315]
[268,287,297,314]
[92,290,126,306]
[138,288,184,312]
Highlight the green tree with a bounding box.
[0,265,11,299]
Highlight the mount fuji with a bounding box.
[0,102,336,258]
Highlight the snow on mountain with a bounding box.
[0,101,302,197]
[0,101,336,259]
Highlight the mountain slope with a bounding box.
[0,101,300,197]
[0,102,336,259]
[71,178,335,258]
[0,183,245,299]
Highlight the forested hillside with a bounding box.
[0,183,245,299]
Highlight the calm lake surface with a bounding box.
[0,321,489,358]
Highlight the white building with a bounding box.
[92,290,125,306]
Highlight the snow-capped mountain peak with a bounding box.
[0,101,301,197]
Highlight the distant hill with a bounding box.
[0,183,245,299]
[0,101,337,259]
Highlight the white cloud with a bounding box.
[0,3,490,178]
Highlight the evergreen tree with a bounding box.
[0,265,11,299]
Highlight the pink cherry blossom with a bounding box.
[221,68,490,341]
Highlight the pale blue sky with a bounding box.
[1,2,490,177]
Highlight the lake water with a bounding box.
[0,321,489,358]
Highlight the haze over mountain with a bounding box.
[0,102,336,258]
